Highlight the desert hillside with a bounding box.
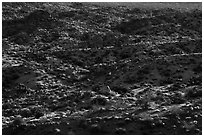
[2,2,202,135]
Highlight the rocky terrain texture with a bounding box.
[2,2,202,135]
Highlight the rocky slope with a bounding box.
[2,2,202,135]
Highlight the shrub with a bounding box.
[193,63,202,74]
[111,85,129,95]
[30,106,45,118]
[119,51,131,59]
[123,73,137,84]
[92,85,100,92]
[184,87,202,99]
[91,95,108,106]
[115,127,127,135]
[81,91,93,99]
[12,32,30,45]
[162,69,171,77]
[12,115,26,127]
[137,66,150,75]
[15,84,28,94]
[20,108,32,118]
[159,78,174,85]
[11,73,20,80]
[90,124,102,134]
[187,76,201,85]
[171,93,185,104]
[2,103,12,110]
